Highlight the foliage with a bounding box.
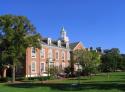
[0,77,8,82]
[100,48,121,72]
[64,66,71,76]
[74,49,101,76]
[0,14,41,82]
[116,54,125,70]
[49,66,59,77]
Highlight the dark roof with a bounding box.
[69,42,80,50]
[41,37,81,50]
[41,37,67,48]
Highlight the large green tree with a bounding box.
[118,54,125,70]
[0,15,41,82]
[100,48,121,72]
[74,49,101,76]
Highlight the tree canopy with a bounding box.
[0,14,41,82]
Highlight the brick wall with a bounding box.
[25,46,69,77]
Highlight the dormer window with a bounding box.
[66,42,69,48]
[58,40,61,47]
[48,38,51,45]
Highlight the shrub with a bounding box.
[28,76,51,81]
[0,77,8,82]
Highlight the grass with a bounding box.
[0,72,125,92]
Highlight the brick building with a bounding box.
[25,27,84,77]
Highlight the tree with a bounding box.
[70,51,76,77]
[117,54,125,71]
[74,49,101,76]
[0,15,41,82]
[100,48,120,72]
[63,51,76,77]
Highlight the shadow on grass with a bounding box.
[6,81,125,91]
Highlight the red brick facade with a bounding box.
[25,46,70,77]
[25,28,84,77]
[73,42,84,51]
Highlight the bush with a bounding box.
[38,76,51,81]
[16,77,25,81]
[28,76,51,81]
[0,77,8,82]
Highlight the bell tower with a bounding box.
[60,27,69,43]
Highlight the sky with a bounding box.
[0,0,125,53]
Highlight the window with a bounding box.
[40,48,45,59]
[67,51,70,60]
[40,63,45,72]
[31,47,36,58]
[62,51,65,61]
[55,51,59,60]
[48,49,53,59]
[31,62,36,72]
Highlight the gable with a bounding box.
[73,42,84,51]
[69,42,79,50]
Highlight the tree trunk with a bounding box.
[70,52,75,77]
[12,64,15,83]
[3,68,7,78]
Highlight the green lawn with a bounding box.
[1,72,125,92]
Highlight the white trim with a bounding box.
[62,51,65,61]
[31,47,36,58]
[55,50,59,60]
[48,49,53,59]
[31,61,36,73]
[26,74,38,77]
[40,73,48,77]
[42,44,70,51]
[40,62,46,73]
[40,48,45,59]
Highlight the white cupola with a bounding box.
[60,27,69,43]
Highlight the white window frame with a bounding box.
[55,50,59,60]
[31,61,36,73]
[40,48,45,59]
[40,62,45,73]
[48,49,53,59]
[62,51,65,61]
[31,47,36,58]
